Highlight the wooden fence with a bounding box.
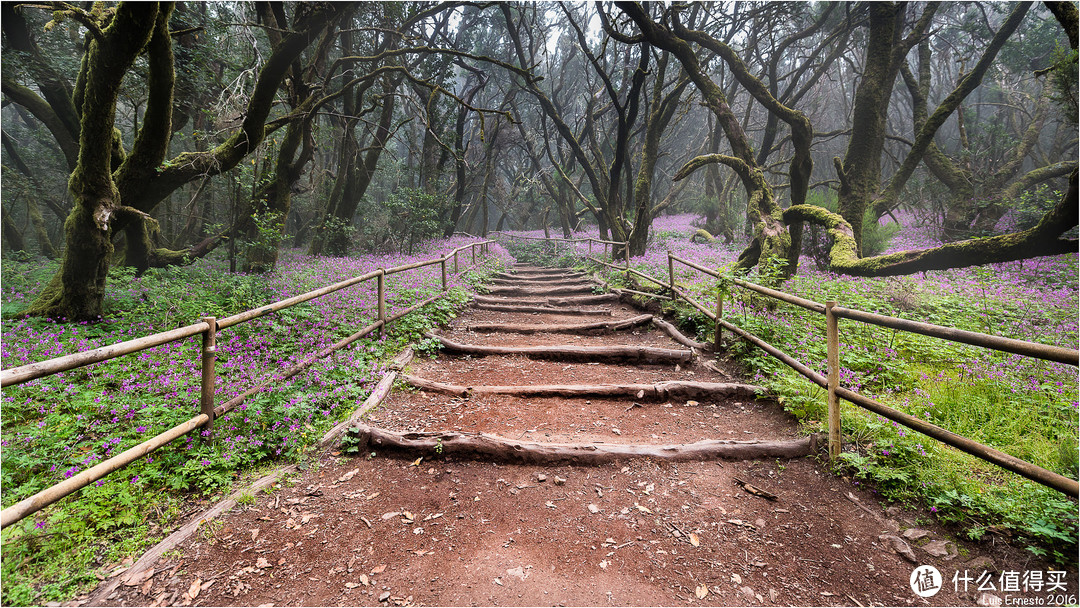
[0,241,496,529]
[495,233,1080,497]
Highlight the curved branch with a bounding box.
[673,153,751,183]
[786,170,1078,277]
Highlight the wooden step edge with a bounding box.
[399,373,764,400]
[472,303,614,316]
[426,333,693,364]
[348,423,822,464]
[465,314,653,335]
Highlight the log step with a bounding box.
[473,303,612,316]
[485,285,596,297]
[472,294,618,307]
[348,423,820,465]
[488,278,595,288]
[428,333,692,364]
[466,314,653,335]
[547,293,620,306]
[493,273,586,282]
[400,374,763,400]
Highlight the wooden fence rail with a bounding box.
[0,241,496,529]
[495,233,1080,497]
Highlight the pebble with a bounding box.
[878,534,917,564]
[901,528,929,540]
[921,539,951,557]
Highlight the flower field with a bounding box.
[0,237,511,604]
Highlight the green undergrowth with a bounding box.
[586,253,1078,566]
[0,250,504,605]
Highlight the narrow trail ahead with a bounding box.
[96,265,1050,608]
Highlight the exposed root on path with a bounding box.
[347,422,822,464]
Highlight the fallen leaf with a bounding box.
[402,511,415,522]
[200,580,215,591]
[256,557,271,569]
[821,591,836,597]
[644,483,654,495]
[695,584,709,599]
[506,566,528,581]
[545,501,557,509]
[410,457,423,467]
[769,588,779,602]
[250,528,260,542]
[140,578,154,596]
[634,503,654,514]
[188,579,202,600]
[382,512,401,520]
[689,533,700,547]
[686,400,700,407]
[599,560,609,570]
[493,578,503,586]
[371,564,387,574]
[346,582,361,589]
[588,504,600,514]
[366,492,380,500]
[752,560,766,568]
[338,468,359,483]
[359,574,370,586]
[731,573,742,584]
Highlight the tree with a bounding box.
[5,1,347,320]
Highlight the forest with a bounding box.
[1,1,1077,605]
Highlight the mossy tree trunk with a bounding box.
[627,51,689,257]
[870,3,1033,241]
[24,2,162,321]
[619,2,792,278]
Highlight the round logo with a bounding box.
[910,565,943,597]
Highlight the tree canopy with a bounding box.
[2,1,1076,320]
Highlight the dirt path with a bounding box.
[93,265,1072,607]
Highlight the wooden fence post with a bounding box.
[667,252,675,295]
[441,257,448,291]
[454,249,459,274]
[714,283,724,351]
[588,239,593,257]
[200,316,217,438]
[624,243,630,279]
[471,243,476,264]
[826,300,841,460]
[377,271,386,336]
